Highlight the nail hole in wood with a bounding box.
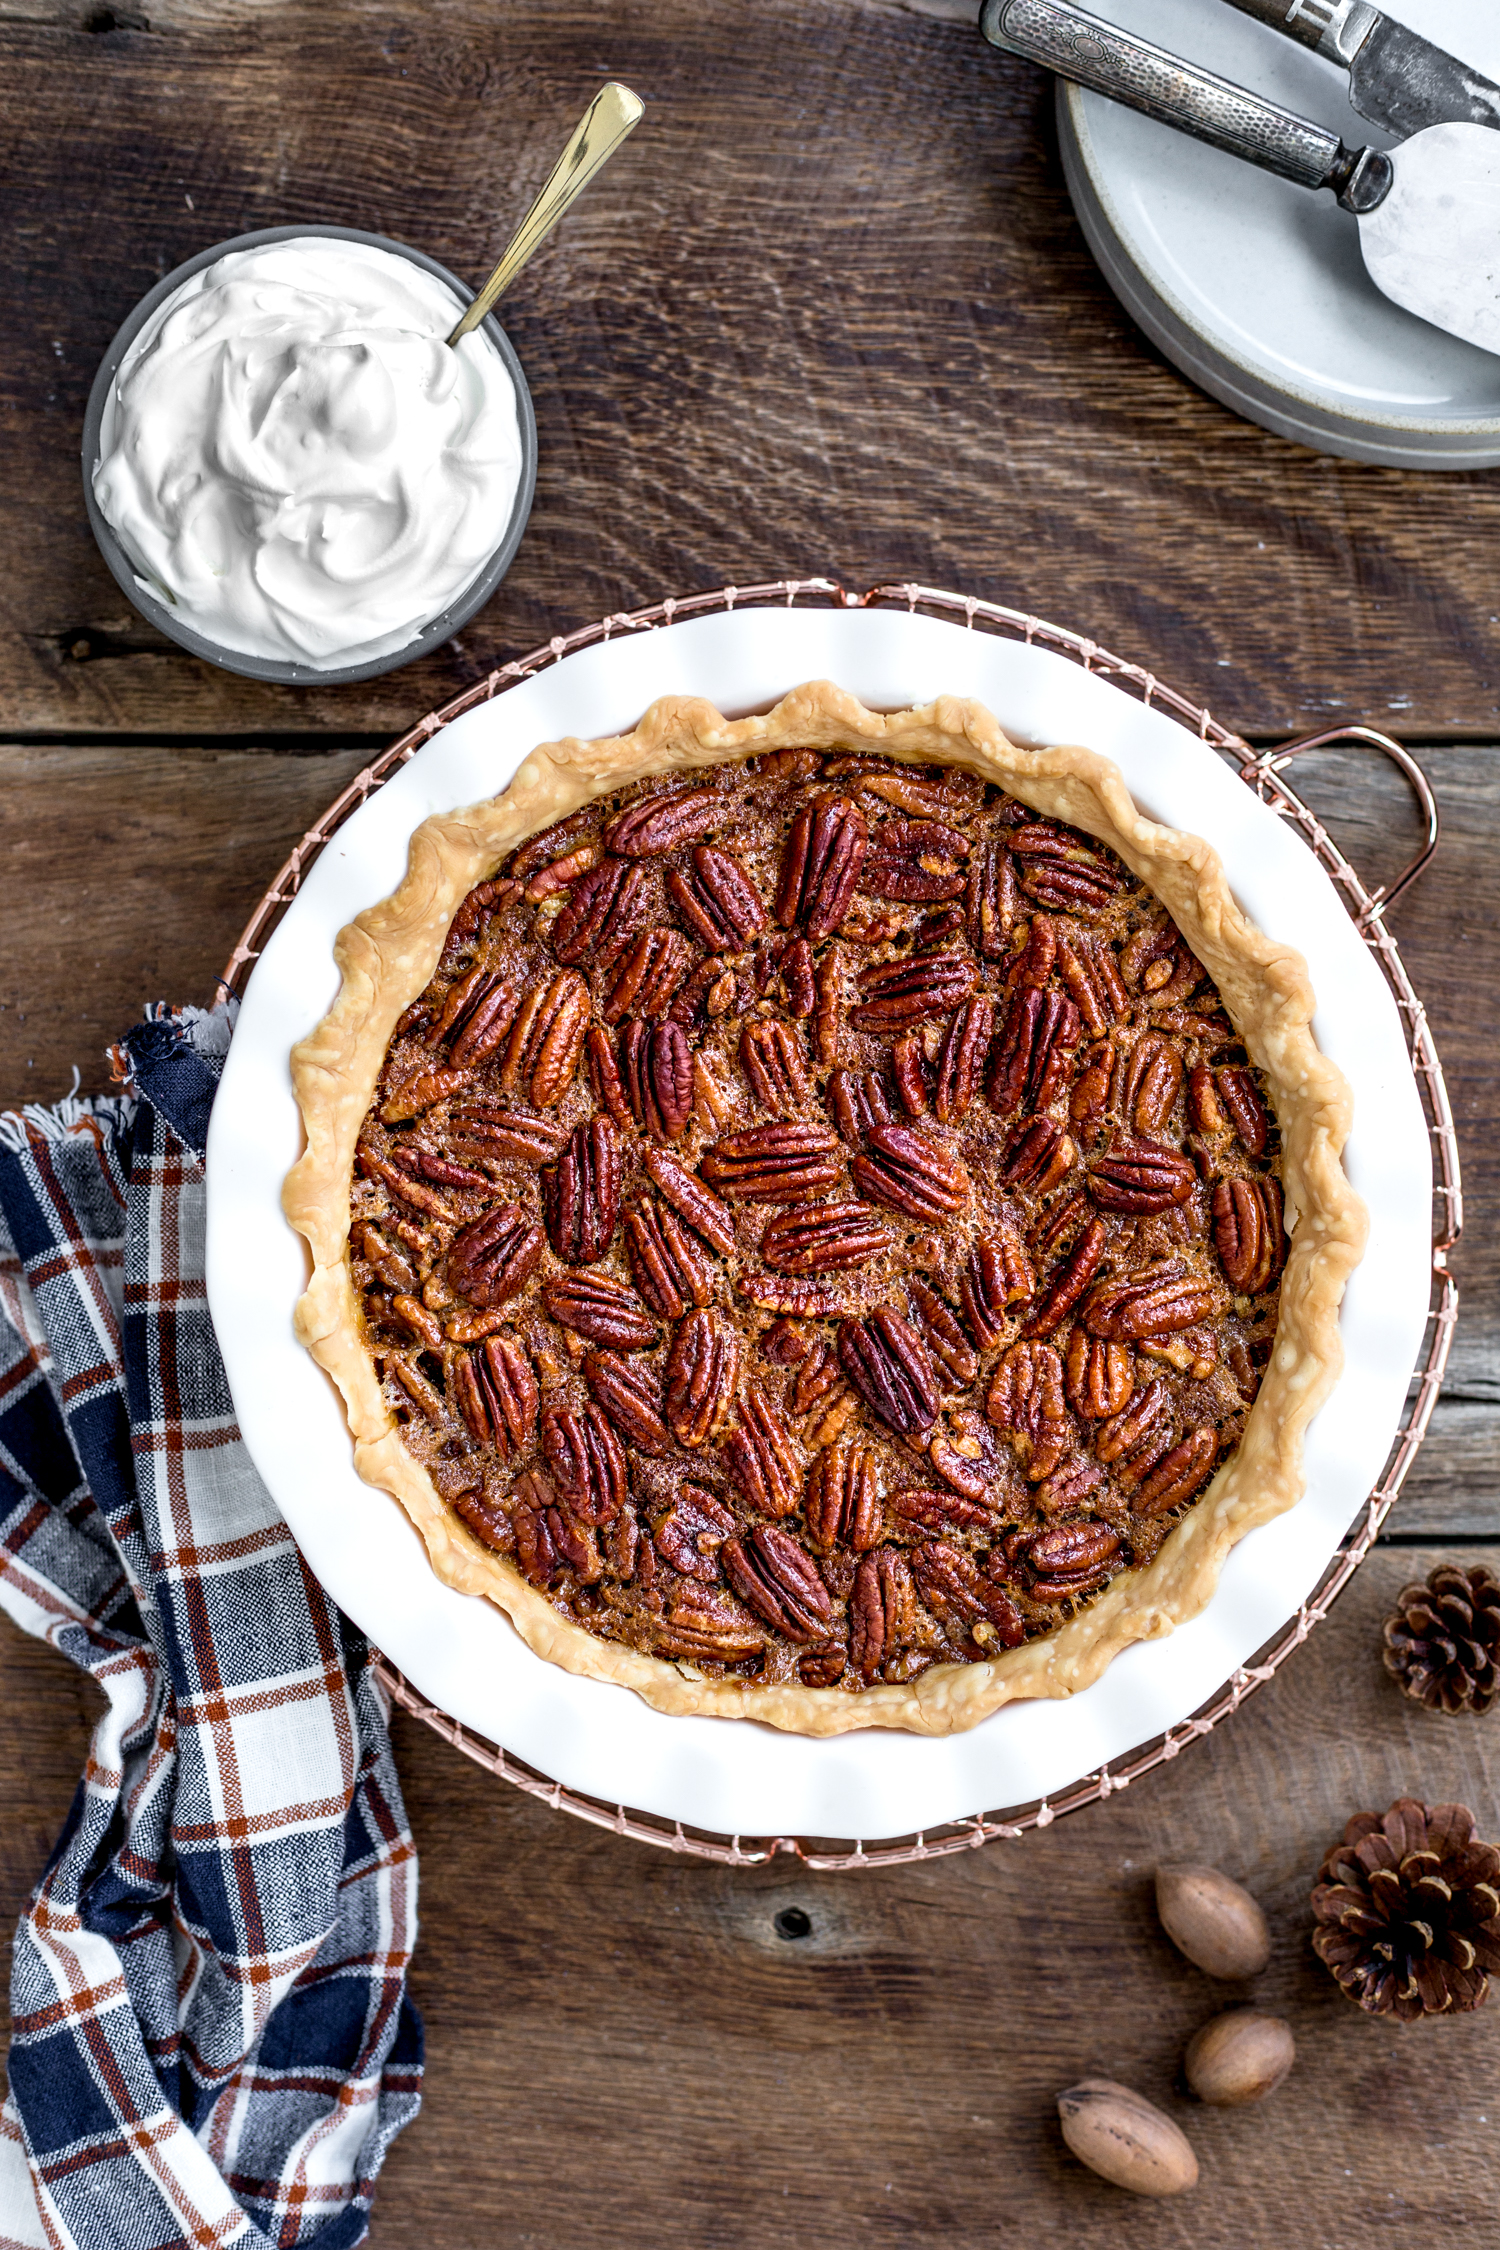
[774,1906,812,1940]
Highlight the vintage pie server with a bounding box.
[981,0,1500,358]
[1219,0,1500,139]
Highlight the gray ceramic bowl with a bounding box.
[81,224,539,686]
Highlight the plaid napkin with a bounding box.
[0,1006,423,2250]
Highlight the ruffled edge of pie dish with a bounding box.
[283,680,1368,1738]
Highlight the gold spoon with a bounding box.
[446,81,645,348]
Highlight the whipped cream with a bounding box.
[93,237,524,671]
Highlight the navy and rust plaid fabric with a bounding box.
[0,1007,422,2249]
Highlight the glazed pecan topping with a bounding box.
[912,1541,1024,1647]
[382,1066,472,1123]
[618,1019,694,1143]
[890,1485,1003,1536]
[653,1486,735,1578]
[665,1308,741,1447]
[666,845,767,953]
[1082,1266,1221,1339]
[988,987,1081,1117]
[1025,1517,1121,1600]
[838,1309,941,1435]
[541,1116,621,1264]
[447,1204,545,1307]
[1088,1138,1197,1215]
[863,816,970,902]
[722,1385,802,1517]
[642,1147,738,1256]
[1024,1215,1107,1338]
[1217,1066,1271,1156]
[541,1404,627,1526]
[775,795,869,939]
[622,1198,712,1318]
[1135,1427,1218,1515]
[700,1121,842,1205]
[965,840,1019,958]
[1120,1034,1184,1137]
[850,951,978,1032]
[499,969,592,1108]
[860,766,987,820]
[723,1525,834,1642]
[1065,1331,1135,1420]
[828,1066,894,1145]
[998,1115,1075,1194]
[909,1279,979,1389]
[550,856,646,969]
[585,1349,671,1456]
[804,1443,883,1552]
[849,1548,916,1680]
[741,1020,811,1112]
[445,1107,564,1167]
[1212,1176,1286,1294]
[934,995,994,1124]
[759,1200,895,1274]
[987,1340,1069,1480]
[542,1269,658,1350]
[605,787,723,858]
[852,1122,968,1221]
[889,1034,930,1116]
[1056,923,1128,1036]
[1121,918,1203,1007]
[1010,823,1124,911]
[452,1334,538,1458]
[648,1586,765,1661]
[602,927,694,1024]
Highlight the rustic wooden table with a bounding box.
[3,3,1499,2242]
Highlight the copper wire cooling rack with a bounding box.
[221,577,1462,1871]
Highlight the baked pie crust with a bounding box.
[285,681,1367,1737]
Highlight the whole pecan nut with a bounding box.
[849,952,978,1032]
[722,1525,834,1642]
[849,1548,916,1681]
[541,1404,628,1527]
[934,995,995,1125]
[542,1269,659,1350]
[1024,1215,1107,1338]
[775,795,869,939]
[447,1203,545,1308]
[837,1308,941,1435]
[804,1443,883,1552]
[700,1121,843,1205]
[622,1197,713,1318]
[541,1115,621,1263]
[618,1018,695,1142]
[550,856,647,969]
[851,1122,968,1221]
[759,1199,896,1274]
[721,1384,802,1517]
[585,1349,672,1456]
[666,845,767,952]
[451,1333,538,1458]
[664,1307,741,1447]
[1088,1138,1197,1215]
[605,787,723,858]
[862,816,970,902]
[1212,1175,1286,1294]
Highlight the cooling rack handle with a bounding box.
[1240,724,1440,922]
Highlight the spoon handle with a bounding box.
[448,81,644,347]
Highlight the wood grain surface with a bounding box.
[3,1,1499,2244]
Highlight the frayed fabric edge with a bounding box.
[0,1070,136,1156]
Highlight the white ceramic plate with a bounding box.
[205,606,1432,1841]
[1056,0,1500,466]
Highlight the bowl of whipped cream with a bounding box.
[83,225,537,683]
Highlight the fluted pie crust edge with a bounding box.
[284,681,1367,1738]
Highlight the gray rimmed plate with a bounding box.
[1054,0,1500,468]
[81,223,539,685]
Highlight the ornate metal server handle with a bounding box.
[980,0,1342,189]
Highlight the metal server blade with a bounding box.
[1220,1,1500,136]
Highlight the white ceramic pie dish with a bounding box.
[205,604,1432,1839]
[1054,0,1500,467]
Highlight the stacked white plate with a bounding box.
[1055,0,1500,465]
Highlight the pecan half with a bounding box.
[1034,1453,1106,1516]
[860,766,986,820]
[804,1443,883,1552]
[617,1018,694,1143]
[927,1429,994,1503]
[440,874,522,961]
[791,1336,843,1416]
[447,1204,545,1307]
[605,787,722,858]
[741,1020,811,1112]
[700,1121,842,1205]
[451,1333,538,1458]
[723,1525,835,1642]
[1088,1138,1196,1215]
[849,1548,916,1681]
[1069,1041,1113,1137]
[813,941,845,1066]
[838,1309,941,1435]
[1212,1175,1286,1294]
[523,841,599,902]
[1056,923,1129,1036]
[499,969,592,1108]
[987,1339,1069,1480]
[890,1485,1003,1535]
[1026,1517,1120,1590]
[1122,1035,1184,1137]
[666,845,767,952]
[988,988,1081,1117]
[1095,1376,1171,1467]
[959,1224,1036,1347]
[512,811,596,880]
[667,955,729,1031]
[1082,1266,1221,1339]
[828,1066,894,1146]
[889,1035,930,1116]
[1135,1427,1217,1516]
[775,796,869,939]
[652,1486,735,1580]
[1009,913,1058,993]
[862,816,970,902]
[912,1541,1024,1648]
[852,1122,968,1221]
[782,935,816,1018]
[1187,1062,1227,1136]
[446,1107,564,1167]
[541,1404,628,1526]
[850,951,978,1031]
[622,1197,713,1318]
[510,1473,563,1585]
[998,1116,1076,1194]
[1121,918,1203,1007]
[1217,1066,1271,1157]
[736,1272,853,1320]
[1065,1332,1135,1420]
[550,856,646,969]
[541,1115,621,1263]
[542,1269,659,1350]
[909,1279,979,1389]
[934,995,994,1125]
[602,927,694,1024]
[382,1066,472,1123]
[636,1149,734,1259]
[1010,823,1125,911]
[759,1199,896,1273]
[585,1349,671,1456]
[722,1384,802,1517]
[359,1223,416,1295]
[665,1308,741,1447]
[1024,1215,1108,1338]
[966,840,1019,958]
[648,1587,766,1662]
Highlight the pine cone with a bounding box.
[1311,1799,1500,2020]
[1382,1564,1500,1714]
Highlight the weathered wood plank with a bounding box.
[7,1544,1490,2249]
[3,0,1500,733]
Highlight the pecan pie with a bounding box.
[287,682,1366,1735]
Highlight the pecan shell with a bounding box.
[664,1307,741,1447]
[666,845,767,953]
[541,1404,628,1527]
[722,1384,802,1517]
[775,795,869,939]
[851,1123,968,1221]
[1212,1175,1286,1294]
[759,1199,896,1274]
[541,1115,621,1264]
[804,1443,883,1553]
[446,1203,545,1308]
[837,1309,941,1435]
[849,1548,916,1681]
[542,1269,659,1350]
[700,1121,842,1205]
[722,1525,834,1643]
